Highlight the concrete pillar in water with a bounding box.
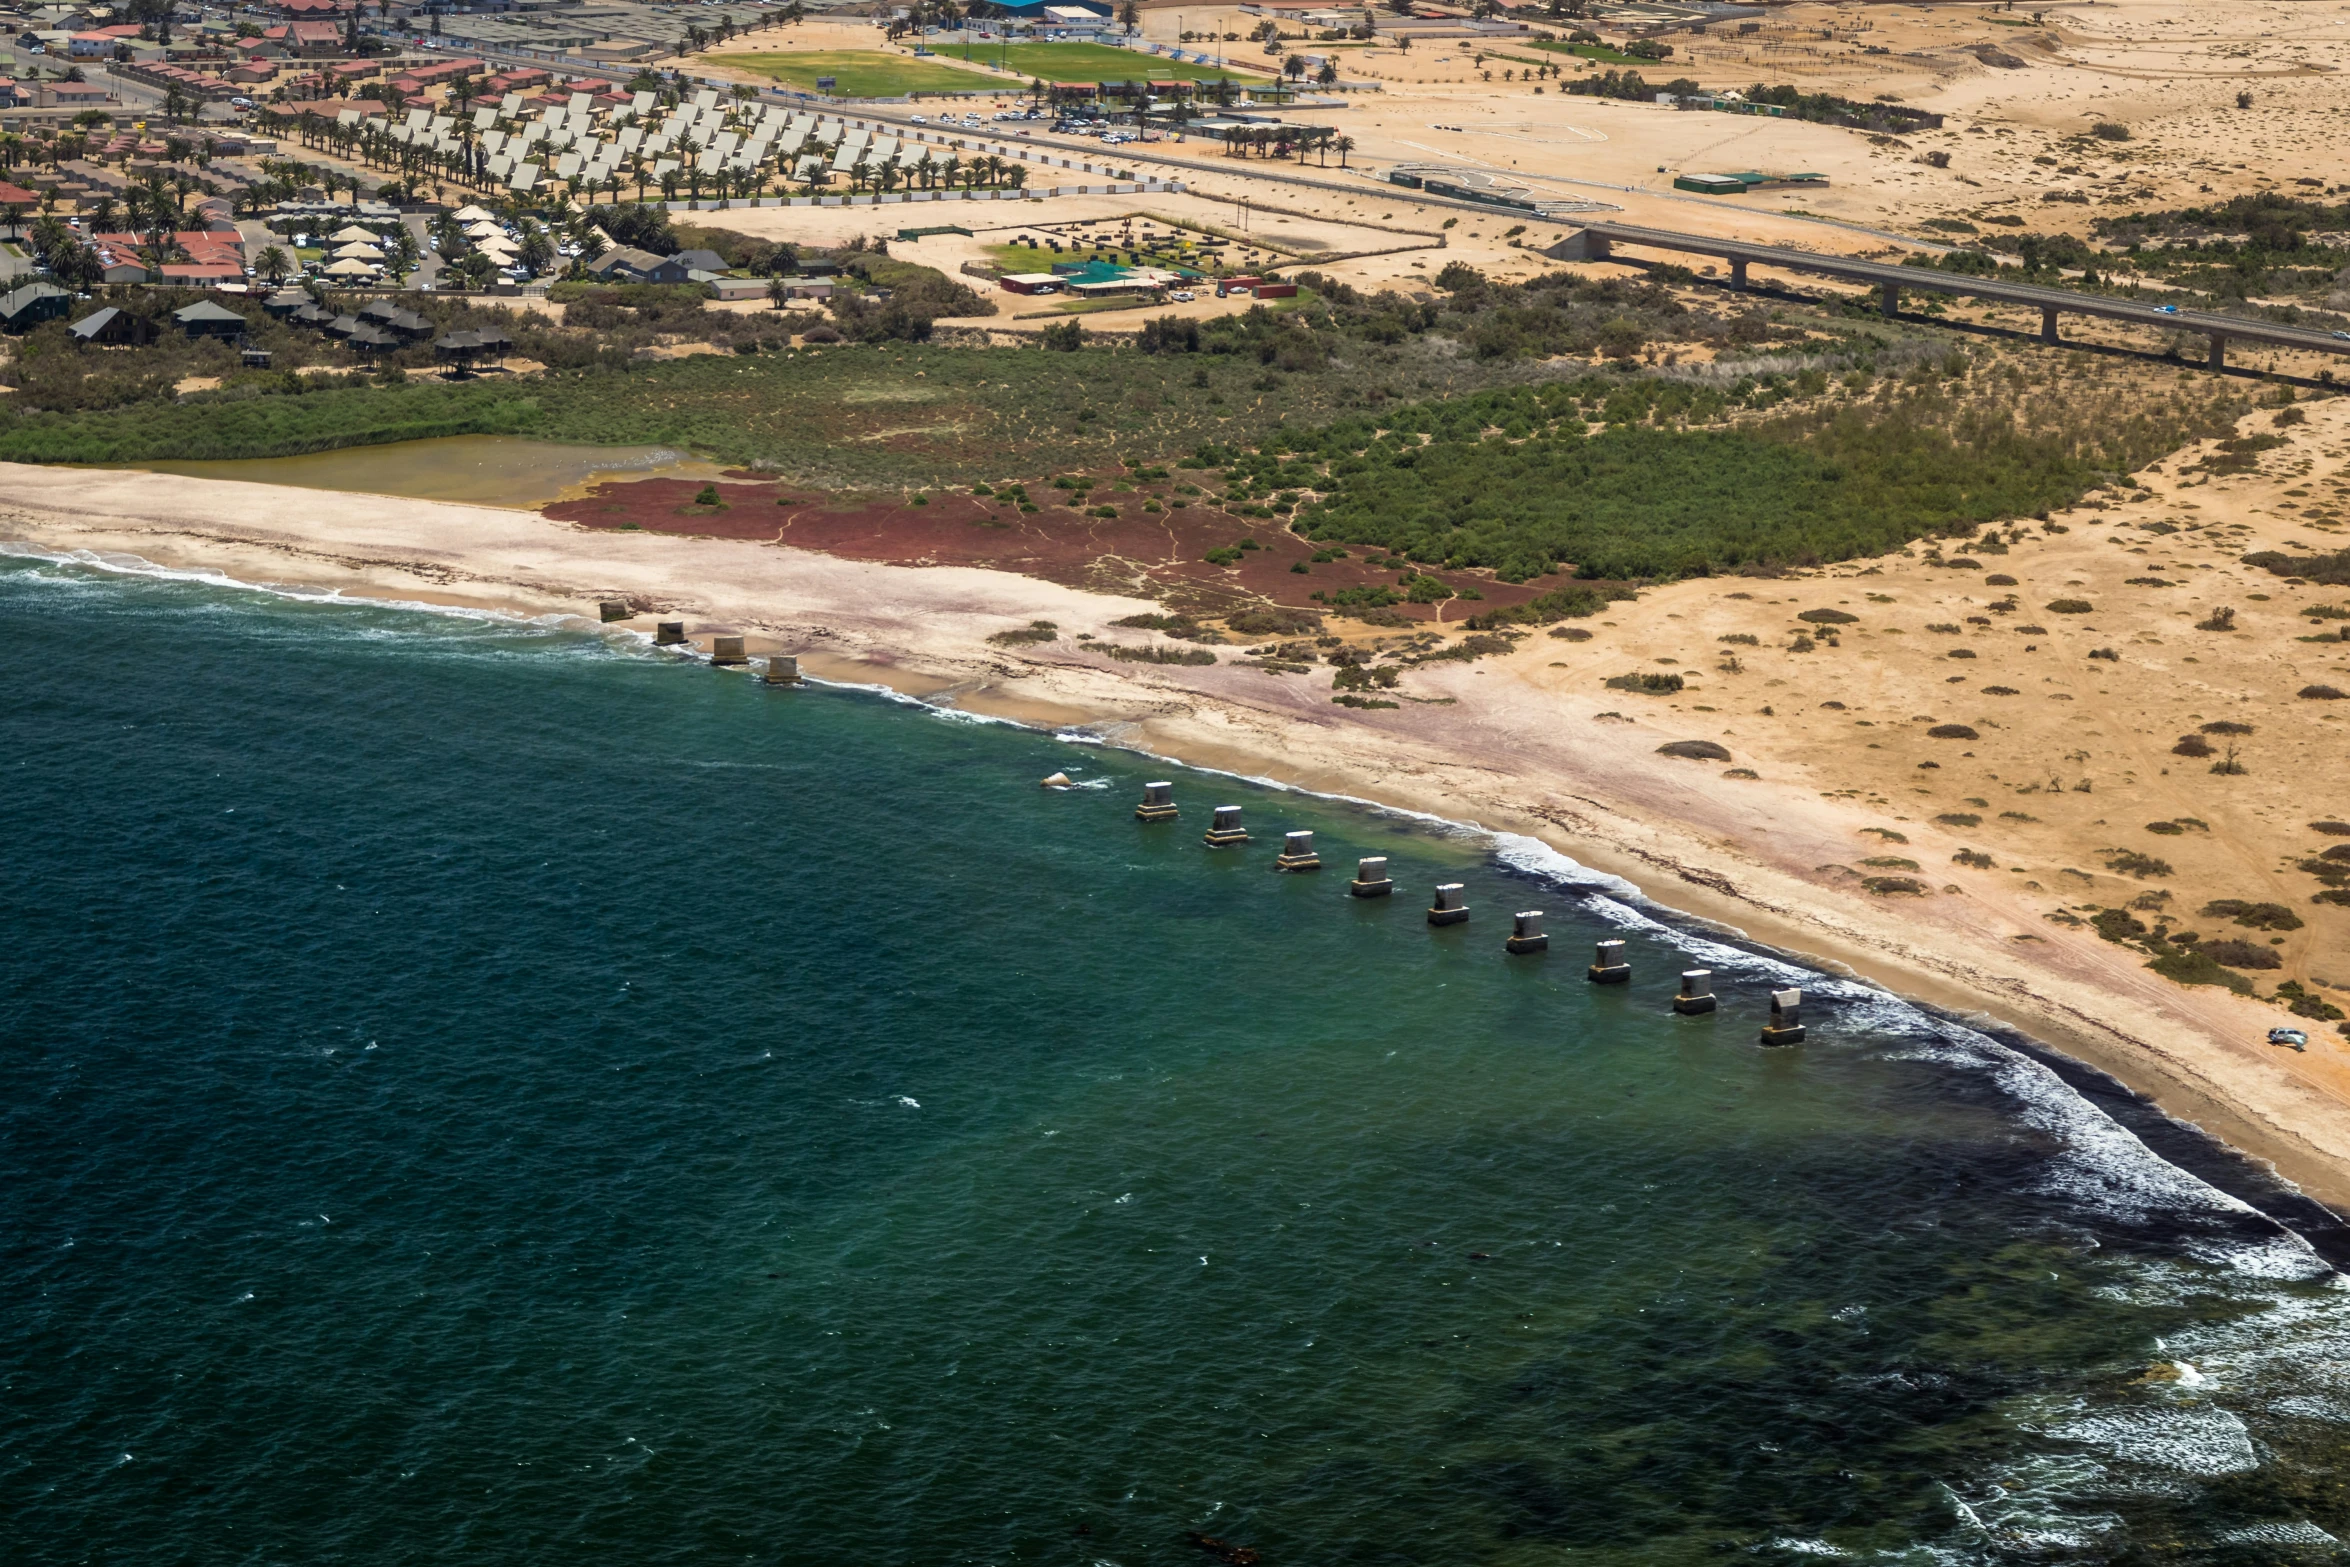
[655,621,686,646]
[1135,780,1178,822]
[1204,805,1250,847]
[710,635,748,666]
[1350,856,1394,898]
[1274,830,1321,872]
[598,600,632,622]
[1427,883,1468,926]
[1673,969,1717,1015]
[1588,939,1631,984]
[1506,910,1548,954]
[764,655,801,685]
[1761,987,1806,1046]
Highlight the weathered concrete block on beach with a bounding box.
[1136,780,1178,822]
[654,621,686,646]
[1506,910,1549,954]
[1588,939,1631,984]
[1761,987,1806,1046]
[764,655,801,685]
[1428,882,1469,926]
[1274,830,1321,872]
[1673,969,1717,1015]
[598,600,632,623]
[710,635,748,666]
[1350,856,1393,897]
[1204,805,1250,847]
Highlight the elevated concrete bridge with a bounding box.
[1556,221,2350,370]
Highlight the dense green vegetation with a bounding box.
[0,328,1518,477]
[1186,365,2242,581]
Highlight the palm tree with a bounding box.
[256,243,291,284]
[1334,133,1354,168]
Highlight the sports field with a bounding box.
[708,49,994,97]
[952,41,1273,84]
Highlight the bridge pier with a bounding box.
[1729,258,1748,292]
[2040,305,2060,345]
[2208,333,2227,371]
[1880,281,1899,318]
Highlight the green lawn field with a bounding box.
[1522,39,1671,66]
[952,41,1273,84]
[708,50,995,97]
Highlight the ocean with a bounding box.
[5,550,2349,1566]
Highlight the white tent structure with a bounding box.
[452,204,497,223]
[331,242,386,262]
[322,258,379,277]
[327,223,378,243]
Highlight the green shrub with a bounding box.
[1605,672,1684,694]
[1926,724,1979,740]
[1461,581,1634,629]
[1655,739,1731,761]
[2092,908,2148,943]
[2045,598,2094,614]
[1106,643,1216,665]
[2201,899,2301,931]
[988,620,1060,647]
[1226,606,1325,636]
[2146,945,2255,994]
[1952,849,1995,869]
[1796,608,1859,625]
[2102,850,2173,879]
[2199,938,2282,970]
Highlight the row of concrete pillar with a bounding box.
[631,612,804,684]
[1140,786,1807,1044]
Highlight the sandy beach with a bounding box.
[8,442,2347,1206]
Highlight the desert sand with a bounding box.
[7,425,2347,1201]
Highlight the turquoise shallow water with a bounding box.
[5,553,2350,1566]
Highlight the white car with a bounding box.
[910,114,927,124]
[1169,289,1194,302]
[230,96,253,108]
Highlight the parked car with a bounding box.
[2271,1027,2310,1050]
[1169,289,1194,302]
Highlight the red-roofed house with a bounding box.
[92,244,151,284]
[158,260,245,286]
[289,20,343,53]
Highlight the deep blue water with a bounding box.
[5,553,2349,1566]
